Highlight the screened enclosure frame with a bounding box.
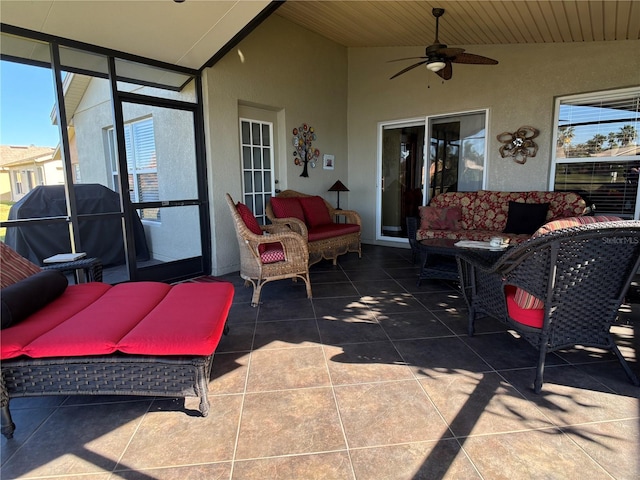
[0,23,212,282]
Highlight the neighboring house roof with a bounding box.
[50,72,91,126]
[0,145,56,168]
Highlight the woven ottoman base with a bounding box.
[1,353,214,439]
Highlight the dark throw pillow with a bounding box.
[1,270,68,329]
[503,201,550,235]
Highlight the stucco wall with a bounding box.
[347,40,640,244]
[203,15,348,275]
[204,12,638,273]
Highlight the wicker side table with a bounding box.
[42,257,103,283]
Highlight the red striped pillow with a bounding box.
[1,243,42,288]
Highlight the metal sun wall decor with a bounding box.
[497,126,539,164]
[292,123,320,177]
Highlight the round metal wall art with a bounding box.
[497,126,539,164]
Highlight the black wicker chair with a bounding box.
[457,221,640,393]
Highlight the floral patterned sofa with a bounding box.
[414,190,588,244]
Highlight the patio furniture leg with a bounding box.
[611,342,640,386]
[1,385,15,439]
[534,346,548,394]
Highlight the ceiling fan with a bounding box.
[389,8,498,81]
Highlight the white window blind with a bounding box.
[552,88,640,219]
[107,117,160,222]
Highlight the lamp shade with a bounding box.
[328,180,349,192]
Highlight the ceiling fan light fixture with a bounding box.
[426,60,446,72]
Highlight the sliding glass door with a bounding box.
[377,110,487,242]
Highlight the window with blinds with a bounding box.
[552,88,640,219]
[107,117,160,222]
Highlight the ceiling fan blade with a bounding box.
[433,47,465,58]
[390,60,428,79]
[387,56,427,63]
[436,62,453,80]
[450,52,498,65]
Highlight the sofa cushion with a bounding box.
[473,191,529,231]
[299,196,332,228]
[419,206,461,230]
[527,191,586,221]
[429,191,478,230]
[0,242,42,288]
[260,242,286,264]
[270,197,305,223]
[308,223,360,242]
[236,202,263,235]
[1,270,68,329]
[503,201,549,235]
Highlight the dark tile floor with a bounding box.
[2,245,639,479]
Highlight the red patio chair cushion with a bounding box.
[260,242,286,263]
[236,202,263,235]
[505,286,544,329]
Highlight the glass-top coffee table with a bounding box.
[417,238,510,285]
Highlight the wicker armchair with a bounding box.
[226,194,312,306]
[457,221,640,393]
[266,190,362,266]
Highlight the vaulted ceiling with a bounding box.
[275,1,640,47]
[1,1,638,71]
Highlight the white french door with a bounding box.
[239,118,275,224]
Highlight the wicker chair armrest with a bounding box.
[262,224,294,235]
[242,229,308,261]
[267,217,308,238]
[333,209,361,226]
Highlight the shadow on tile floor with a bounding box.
[2,244,638,479]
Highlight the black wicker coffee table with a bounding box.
[417,238,510,285]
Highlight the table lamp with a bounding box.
[328,180,349,210]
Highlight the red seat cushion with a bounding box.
[118,282,234,356]
[505,285,544,329]
[270,197,305,223]
[260,242,286,264]
[299,196,332,228]
[236,202,263,235]
[21,282,173,358]
[1,282,235,359]
[1,282,112,359]
[308,223,360,242]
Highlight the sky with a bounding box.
[0,61,61,148]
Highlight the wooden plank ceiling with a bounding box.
[275,1,640,47]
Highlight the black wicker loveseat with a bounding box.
[457,219,640,393]
[0,249,234,439]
